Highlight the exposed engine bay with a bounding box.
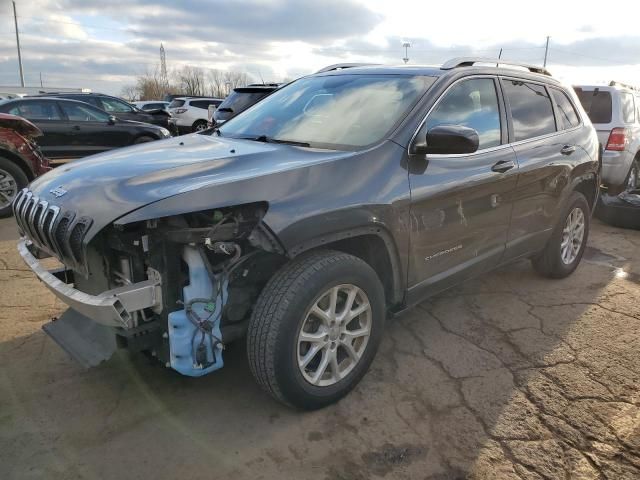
[32,202,285,374]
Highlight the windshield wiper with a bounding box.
[251,135,310,147]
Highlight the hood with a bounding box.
[0,113,42,139]
[28,132,352,236]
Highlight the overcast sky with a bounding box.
[1,0,640,95]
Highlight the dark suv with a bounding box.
[14,58,599,409]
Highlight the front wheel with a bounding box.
[0,157,28,218]
[531,191,590,278]
[247,250,385,409]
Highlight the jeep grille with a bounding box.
[12,188,92,274]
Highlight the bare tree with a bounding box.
[123,66,252,101]
[177,66,206,96]
[120,85,138,102]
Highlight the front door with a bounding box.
[58,101,131,157]
[406,76,518,303]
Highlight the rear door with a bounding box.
[501,78,587,261]
[406,76,518,301]
[4,100,70,159]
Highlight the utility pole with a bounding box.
[543,36,550,67]
[13,1,25,87]
[497,48,503,67]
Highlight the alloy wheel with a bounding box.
[297,284,372,387]
[560,207,585,265]
[0,168,18,209]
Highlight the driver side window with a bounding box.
[426,78,502,150]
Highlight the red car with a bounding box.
[0,113,50,217]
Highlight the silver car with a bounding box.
[575,83,640,193]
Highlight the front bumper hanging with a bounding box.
[18,239,163,329]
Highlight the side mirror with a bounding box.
[108,115,117,125]
[411,124,480,155]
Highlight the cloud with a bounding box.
[2,0,640,95]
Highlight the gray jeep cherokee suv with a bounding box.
[14,58,599,409]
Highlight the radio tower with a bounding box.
[160,43,168,85]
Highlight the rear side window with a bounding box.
[551,88,580,130]
[425,78,502,149]
[621,92,636,123]
[169,99,185,108]
[9,101,62,120]
[503,80,556,141]
[574,89,612,124]
[190,100,220,109]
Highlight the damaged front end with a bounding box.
[15,192,285,374]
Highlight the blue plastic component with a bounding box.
[168,246,227,377]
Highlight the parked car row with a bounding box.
[573,81,640,229]
[0,97,171,162]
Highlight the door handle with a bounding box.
[560,145,576,155]
[73,125,81,131]
[491,159,515,173]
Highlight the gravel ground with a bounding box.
[0,217,639,480]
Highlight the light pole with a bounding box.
[13,1,25,87]
[402,42,411,64]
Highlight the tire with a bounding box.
[192,120,208,132]
[624,159,639,192]
[134,135,155,144]
[531,191,590,278]
[247,250,385,410]
[0,157,28,218]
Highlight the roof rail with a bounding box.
[441,57,552,76]
[316,63,379,73]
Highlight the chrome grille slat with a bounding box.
[15,189,92,276]
[12,190,27,231]
[36,200,49,248]
[27,196,41,244]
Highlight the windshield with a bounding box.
[218,74,434,150]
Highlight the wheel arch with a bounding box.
[571,172,599,212]
[286,227,404,307]
[0,148,34,181]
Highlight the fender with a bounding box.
[282,217,406,305]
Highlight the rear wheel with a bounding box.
[0,157,28,218]
[532,191,590,278]
[625,159,639,192]
[247,250,385,409]
[192,120,208,132]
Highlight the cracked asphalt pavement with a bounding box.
[1,217,639,479]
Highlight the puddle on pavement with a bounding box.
[583,246,640,284]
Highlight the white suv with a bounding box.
[575,82,640,193]
[168,97,223,134]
